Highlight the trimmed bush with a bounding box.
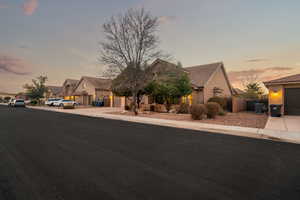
[154,104,167,113]
[125,105,130,111]
[205,102,221,119]
[190,104,207,120]
[208,97,227,110]
[176,103,190,114]
[218,109,227,116]
[30,100,38,106]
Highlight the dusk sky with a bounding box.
[1,0,300,93]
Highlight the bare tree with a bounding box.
[99,8,167,114]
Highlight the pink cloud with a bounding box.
[228,66,295,88]
[0,54,32,75]
[22,0,38,16]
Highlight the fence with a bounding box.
[232,96,247,113]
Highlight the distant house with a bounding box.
[72,76,118,106]
[60,79,80,100]
[147,59,233,105]
[45,86,63,98]
[264,74,300,115]
[0,92,16,100]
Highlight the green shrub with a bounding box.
[190,104,207,120]
[205,102,221,119]
[176,103,190,114]
[218,109,227,116]
[30,100,38,106]
[208,97,227,110]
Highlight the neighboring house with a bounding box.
[72,76,113,106]
[60,79,80,100]
[0,92,16,100]
[264,74,300,115]
[184,62,233,104]
[147,59,233,105]
[45,86,62,99]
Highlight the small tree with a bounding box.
[145,73,192,112]
[99,8,167,115]
[24,76,48,103]
[243,81,264,99]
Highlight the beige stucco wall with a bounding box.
[203,67,232,103]
[75,79,96,98]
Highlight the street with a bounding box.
[0,105,300,200]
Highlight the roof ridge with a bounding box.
[184,62,223,69]
[264,73,300,84]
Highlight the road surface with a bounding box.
[0,105,300,200]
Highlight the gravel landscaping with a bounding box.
[109,111,268,129]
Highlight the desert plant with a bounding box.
[205,102,221,119]
[176,103,190,114]
[208,97,227,110]
[190,104,207,120]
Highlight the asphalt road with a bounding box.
[1,105,300,200]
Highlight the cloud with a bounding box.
[22,0,38,16]
[19,45,30,49]
[0,54,31,75]
[0,4,8,9]
[246,58,269,63]
[158,16,177,24]
[228,66,294,87]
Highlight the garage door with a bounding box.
[285,88,300,115]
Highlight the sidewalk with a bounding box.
[28,106,300,144]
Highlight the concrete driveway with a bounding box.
[265,116,300,132]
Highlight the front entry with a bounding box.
[82,95,92,105]
[285,88,300,115]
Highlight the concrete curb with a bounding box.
[27,106,300,144]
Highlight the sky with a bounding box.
[0,0,300,93]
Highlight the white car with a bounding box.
[54,99,76,109]
[9,99,26,107]
[45,98,62,106]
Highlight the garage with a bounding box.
[264,74,300,116]
[285,88,300,115]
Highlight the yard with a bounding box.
[109,111,268,129]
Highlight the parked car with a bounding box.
[45,98,62,106]
[58,100,76,109]
[8,99,15,106]
[9,99,26,107]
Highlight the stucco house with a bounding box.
[60,79,80,100]
[67,76,124,107]
[45,86,63,98]
[264,74,300,115]
[147,59,233,105]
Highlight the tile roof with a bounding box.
[184,62,223,87]
[80,76,112,90]
[46,86,62,95]
[264,74,300,85]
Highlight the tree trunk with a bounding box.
[132,91,138,115]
